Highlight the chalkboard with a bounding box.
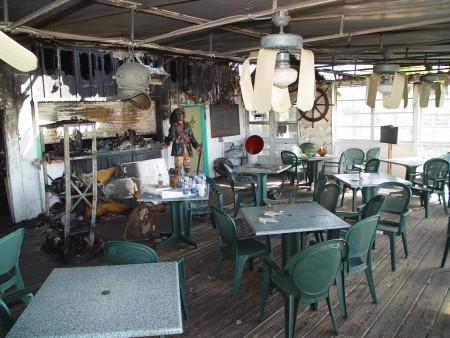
[210,104,240,138]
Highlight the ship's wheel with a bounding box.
[298,87,330,127]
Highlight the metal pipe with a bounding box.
[140,0,337,44]
[6,0,74,31]
[3,0,9,23]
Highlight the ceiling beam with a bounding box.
[6,0,74,31]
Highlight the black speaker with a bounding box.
[380,125,398,144]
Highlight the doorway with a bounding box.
[182,105,209,176]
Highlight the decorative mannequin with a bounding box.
[167,108,202,175]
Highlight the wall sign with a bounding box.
[210,103,240,138]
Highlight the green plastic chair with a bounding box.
[336,194,385,224]
[288,174,327,204]
[441,217,450,268]
[103,241,189,320]
[366,147,381,161]
[0,285,40,335]
[0,228,41,305]
[0,228,27,298]
[439,152,450,208]
[410,158,449,218]
[260,239,348,337]
[223,164,257,217]
[374,182,412,271]
[211,207,271,299]
[341,148,370,207]
[335,215,380,318]
[321,151,345,178]
[318,183,341,213]
[185,176,223,236]
[280,150,307,188]
[0,228,41,336]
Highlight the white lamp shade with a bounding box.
[273,67,298,89]
[377,83,393,95]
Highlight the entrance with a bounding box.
[182,105,209,176]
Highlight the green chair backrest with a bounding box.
[0,228,25,295]
[318,183,341,212]
[344,215,380,263]
[360,194,385,219]
[103,241,158,265]
[343,148,365,173]
[366,147,381,161]
[374,182,412,215]
[365,158,380,173]
[283,239,348,303]
[211,206,237,256]
[313,175,328,202]
[206,176,223,210]
[440,152,450,164]
[281,150,298,166]
[422,158,449,190]
[223,163,237,189]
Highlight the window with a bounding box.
[335,84,413,142]
[420,92,450,143]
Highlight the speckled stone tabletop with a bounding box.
[334,172,412,189]
[241,202,349,236]
[7,262,182,338]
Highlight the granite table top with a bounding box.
[7,262,182,338]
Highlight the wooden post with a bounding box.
[387,143,393,174]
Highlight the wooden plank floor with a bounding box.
[9,175,450,337]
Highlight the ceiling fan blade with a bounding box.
[403,75,409,108]
[253,48,278,112]
[0,31,38,72]
[365,73,380,108]
[444,74,450,96]
[386,72,405,109]
[296,48,315,111]
[419,82,431,108]
[271,86,291,113]
[240,58,254,111]
[433,82,442,108]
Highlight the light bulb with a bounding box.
[377,83,393,95]
[377,73,393,95]
[273,67,298,89]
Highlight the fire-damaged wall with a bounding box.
[0,41,241,223]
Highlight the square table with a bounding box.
[297,154,337,188]
[334,172,412,211]
[380,157,427,180]
[7,263,182,338]
[241,203,350,266]
[138,186,209,249]
[233,163,291,206]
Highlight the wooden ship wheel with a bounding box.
[298,87,330,127]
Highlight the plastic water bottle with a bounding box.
[183,181,189,197]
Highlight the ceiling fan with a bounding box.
[410,68,450,108]
[240,10,315,113]
[365,52,408,110]
[0,31,37,72]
